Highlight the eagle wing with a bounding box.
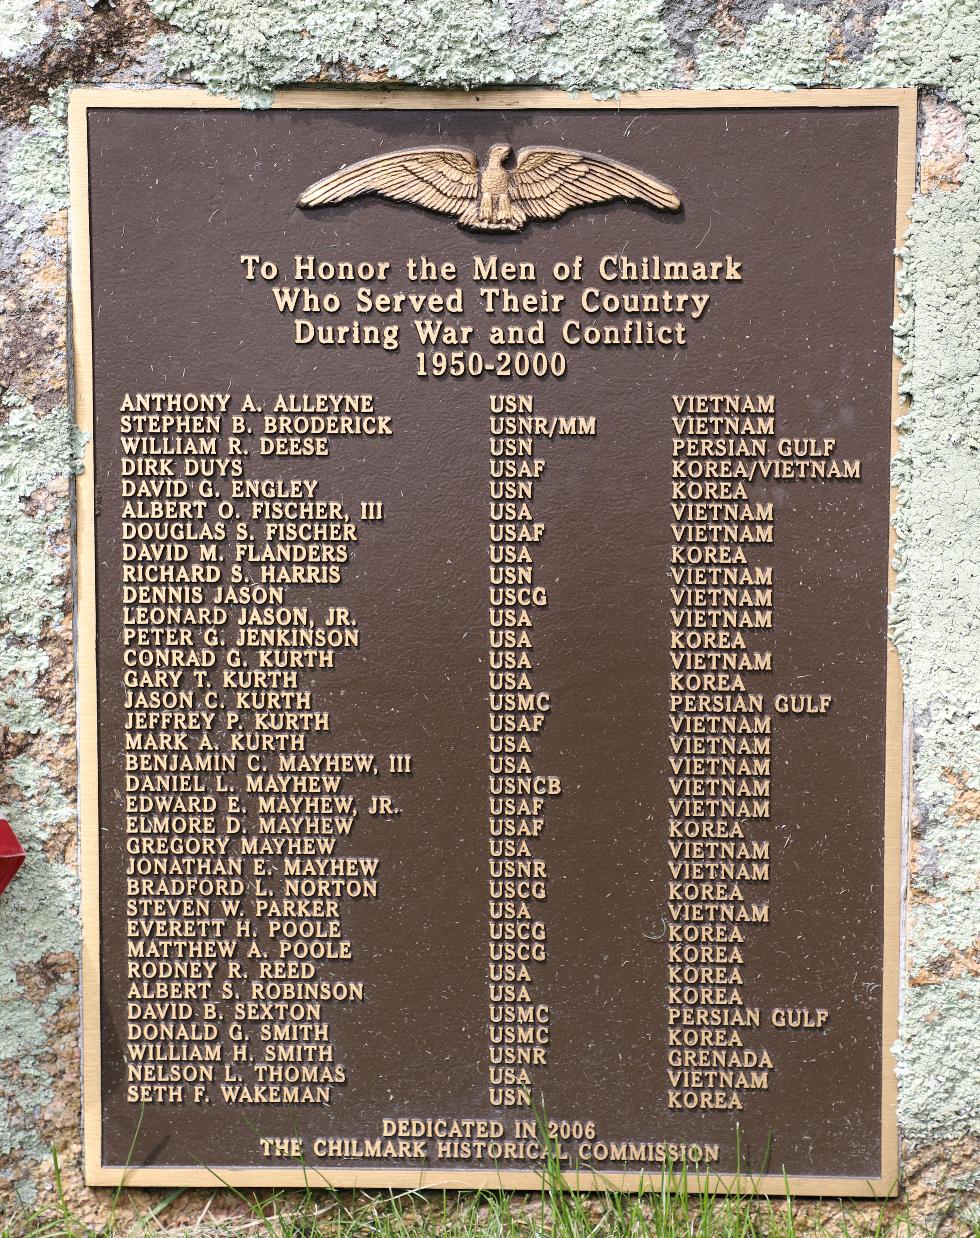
[297,147,478,219]
[511,147,681,220]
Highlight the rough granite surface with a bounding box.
[0,0,977,1229]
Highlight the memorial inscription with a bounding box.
[70,88,913,1193]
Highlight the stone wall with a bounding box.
[0,0,977,1229]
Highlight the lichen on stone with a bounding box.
[0,0,48,65]
[5,89,70,230]
[695,2,832,88]
[843,0,980,1157]
[0,395,83,745]
[150,0,681,103]
[336,0,514,88]
[152,0,318,106]
[0,752,79,1188]
[527,0,676,96]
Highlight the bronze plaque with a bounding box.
[70,88,913,1194]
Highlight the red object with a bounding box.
[0,819,25,895]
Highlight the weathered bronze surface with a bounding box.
[70,90,912,1193]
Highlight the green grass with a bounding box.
[0,1183,913,1238]
[3,1142,976,1238]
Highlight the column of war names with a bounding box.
[79,101,903,1190]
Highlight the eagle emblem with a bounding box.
[297,144,681,232]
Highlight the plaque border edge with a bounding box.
[68,84,915,1198]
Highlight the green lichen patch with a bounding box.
[0,753,79,1179]
[695,2,832,88]
[528,0,675,95]
[842,0,980,1154]
[0,394,83,640]
[329,0,515,89]
[0,0,48,65]
[153,0,318,106]
[5,89,70,231]
[150,0,680,103]
[0,394,85,756]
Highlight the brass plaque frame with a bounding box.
[70,86,914,1195]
